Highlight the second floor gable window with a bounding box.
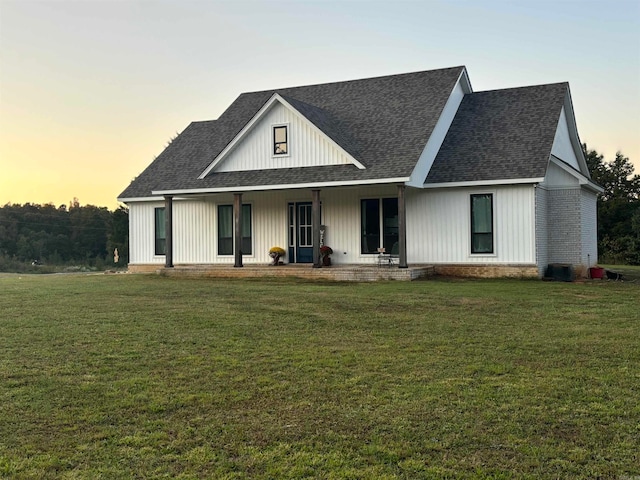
[273,125,288,155]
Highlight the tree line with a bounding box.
[584,146,640,265]
[0,199,128,272]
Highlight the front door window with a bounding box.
[298,204,312,247]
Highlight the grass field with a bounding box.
[0,274,638,479]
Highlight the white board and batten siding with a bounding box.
[128,184,538,267]
[126,186,540,267]
[172,201,216,263]
[214,102,354,173]
[128,201,166,265]
[129,194,289,265]
[128,200,215,265]
[406,185,537,265]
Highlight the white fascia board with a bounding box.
[406,68,471,188]
[153,177,410,196]
[198,93,365,179]
[562,88,590,177]
[423,177,544,189]
[117,196,165,203]
[549,155,603,192]
[117,195,194,203]
[550,155,586,179]
[583,180,604,193]
[459,66,473,93]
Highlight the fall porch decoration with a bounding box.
[268,246,286,266]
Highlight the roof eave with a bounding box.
[153,177,411,196]
[423,177,545,189]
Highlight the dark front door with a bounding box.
[288,202,314,263]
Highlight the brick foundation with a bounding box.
[127,263,435,282]
[127,264,163,274]
[434,264,539,279]
[126,263,546,280]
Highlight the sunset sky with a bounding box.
[1,0,639,210]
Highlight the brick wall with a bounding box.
[128,263,542,280]
[547,188,582,265]
[535,186,548,276]
[434,264,539,278]
[127,264,435,282]
[581,190,598,266]
[128,264,163,274]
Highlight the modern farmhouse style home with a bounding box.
[118,66,601,278]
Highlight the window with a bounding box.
[361,198,398,254]
[154,207,166,255]
[471,194,493,254]
[288,204,295,248]
[218,204,252,255]
[273,125,288,155]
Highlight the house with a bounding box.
[118,66,602,278]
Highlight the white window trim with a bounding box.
[153,206,167,258]
[468,191,497,258]
[271,123,291,158]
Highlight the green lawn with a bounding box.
[0,274,638,479]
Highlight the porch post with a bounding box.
[397,184,408,268]
[164,195,173,268]
[312,189,321,268]
[233,193,243,268]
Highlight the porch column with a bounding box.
[312,189,321,268]
[397,184,408,268]
[164,195,173,268]
[233,193,243,268]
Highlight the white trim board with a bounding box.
[153,177,411,196]
[423,177,544,189]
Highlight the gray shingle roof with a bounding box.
[118,66,465,198]
[118,68,570,200]
[425,83,568,184]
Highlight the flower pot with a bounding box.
[322,256,331,266]
[589,267,604,279]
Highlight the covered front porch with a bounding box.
[156,183,411,270]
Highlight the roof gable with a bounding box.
[551,105,581,171]
[118,66,465,199]
[199,93,365,177]
[425,83,569,186]
[552,89,590,177]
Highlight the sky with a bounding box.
[1,0,639,210]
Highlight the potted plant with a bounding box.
[589,265,605,279]
[268,246,286,266]
[320,245,333,266]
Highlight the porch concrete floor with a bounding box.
[157,263,435,282]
